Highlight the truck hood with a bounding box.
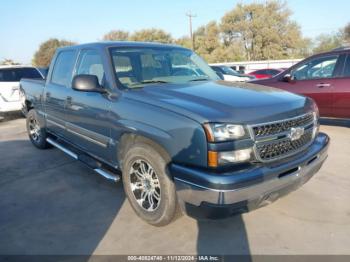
[124,81,313,124]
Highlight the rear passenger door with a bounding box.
[65,49,112,161]
[45,50,77,137]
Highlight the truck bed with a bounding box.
[20,78,46,111]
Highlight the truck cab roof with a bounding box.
[57,41,187,52]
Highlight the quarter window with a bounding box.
[51,50,77,86]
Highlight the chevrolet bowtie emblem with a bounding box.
[289,127,304,141]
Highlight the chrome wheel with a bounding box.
[129,159,161,212]
[28,116,41,142]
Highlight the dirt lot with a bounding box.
[0,117,349,255]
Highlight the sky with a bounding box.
[1,0,349,64]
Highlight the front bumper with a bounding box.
[171,133,329,218]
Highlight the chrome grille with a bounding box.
[256,129,313,161]
[252,113,314,138]
[250,113,316,162]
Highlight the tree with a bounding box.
[129,28,173,43]
[103,30,130,41]
[0,59,20,65]
[312,32,344,54]
[221,0,308,60]
[344,23,350,43]
[175,36,192,49]
[32,38,76,67]
[194,21,221,61]
[190,21,244,63]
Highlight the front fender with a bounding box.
[110,99,208,168]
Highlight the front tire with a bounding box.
[26,109,50,149]
[122,143,177,226]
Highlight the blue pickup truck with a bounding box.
[20,42,329,226]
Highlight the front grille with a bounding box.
[252,113,314,138]
[256,129,313,161]
[250,113,316,162]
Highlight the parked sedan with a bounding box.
[248,68,284,79]
[211,65,255,82]
[251,47,350,119]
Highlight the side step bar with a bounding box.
[47,137,78,160]
[46,138,120,183]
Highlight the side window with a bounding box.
[255,70,267,74]
[342,55,350,77]
[292,56,338,80]
[51,50,77,86]
[267,69,278,75]
[76,49,105,85]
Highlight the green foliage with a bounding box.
[32,38,76,67]
[0,59,20,65]
[312,32,344,54]
[32,2,349,65]
[343,23,350,43]
[103,30,130,41]
[129,28,173,43]
[221,0,308,60]
[175,36,192,49]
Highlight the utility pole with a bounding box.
[186,11,196,50]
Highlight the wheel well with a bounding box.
[25,100,33,111]
[117,133,171,170]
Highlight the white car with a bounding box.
[210,65,255,82]
[0,66,43,116]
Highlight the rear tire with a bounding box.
[26,109,51,149]
[122,142,177,226]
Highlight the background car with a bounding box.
[0,66,44,117]
[248,68,284,79]
[251,47,350,119]
[210,65,255,82]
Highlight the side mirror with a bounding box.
[72,74,106,93]
[283,74,295,83]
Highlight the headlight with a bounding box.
[203,123,247,142]
[311,102,320,139]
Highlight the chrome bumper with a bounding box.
[173,133,329,208]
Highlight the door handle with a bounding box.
[66,96,73,107]
[316,83,331,88]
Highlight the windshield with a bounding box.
[220,66,241,76]
[110,47,219,88]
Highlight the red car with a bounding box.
[252,47,350,119]
[248,68,284,79]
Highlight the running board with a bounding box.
[94,168,120,182]
[47,138,78,159]
[46,138,120,183]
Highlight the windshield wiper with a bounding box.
[188,78,209,82]
[140,80,169,84]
